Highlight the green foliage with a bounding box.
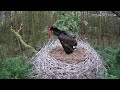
[93,44,120,79]
[0,56,33,79]
[97,69,118,79]
[116,48,120,64]
[53,12,80,36]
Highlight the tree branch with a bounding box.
[11,26,37,53]
[17,23,22,33]
[111,11,120,18]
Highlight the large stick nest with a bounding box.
[30,38,106,79]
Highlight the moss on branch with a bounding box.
[11,27,37,53]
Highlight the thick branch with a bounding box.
[11,28,37,53]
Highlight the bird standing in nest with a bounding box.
[50,26,77,54]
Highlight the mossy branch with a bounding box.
[10,26,37,53]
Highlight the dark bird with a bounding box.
[50,26,77,54]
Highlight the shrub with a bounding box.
[0,56,33,79]
[93,44,120,79]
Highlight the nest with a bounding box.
[30,38,106,79]
[50,47,86,64]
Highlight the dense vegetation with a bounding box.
[0,11,120,79]
[0,56,33,79]
[93,43,120,79]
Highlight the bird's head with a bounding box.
[50,26,61,36]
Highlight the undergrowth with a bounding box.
[0,56,33,79]
[93,43,120,79]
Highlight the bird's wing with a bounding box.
[58,34,77,46]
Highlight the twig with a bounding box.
[17,23,22,33]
